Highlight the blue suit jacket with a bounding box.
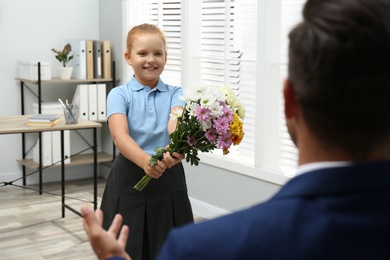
[157,161,390,260]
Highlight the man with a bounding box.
[82,0,390,259]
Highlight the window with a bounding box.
[124,0,182,86]
[124,0,305,184]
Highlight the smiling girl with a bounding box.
[100,23,194,260]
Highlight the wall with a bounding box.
[0,0,100,184]
[184,163,281,218]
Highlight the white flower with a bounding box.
[220,86,246,120]
[200,93,217,108]
[170,108,184,120]
[209,101,224,118]
[200,120,212,131]
[186,102,198,116]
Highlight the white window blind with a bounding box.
[199,0,257,164]
[125,0,182,86]
[278,0,305,175]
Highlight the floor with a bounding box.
[0,178,105,260]
[0,177,204,260]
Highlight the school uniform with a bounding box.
[101,76,194,260]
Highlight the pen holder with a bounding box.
[63,106,79,124]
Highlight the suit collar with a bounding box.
[275,160,390,198]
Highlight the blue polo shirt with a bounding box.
[107,76,185,155]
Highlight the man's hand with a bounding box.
[81,205,131,260]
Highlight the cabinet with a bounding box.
[15,61,117,186]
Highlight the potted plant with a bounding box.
[51,43,74,79]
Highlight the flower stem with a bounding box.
[133,175,152,191]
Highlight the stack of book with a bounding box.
[27,114,60,126]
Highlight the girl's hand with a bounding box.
[162,146,184,168]
[143,157,167,179]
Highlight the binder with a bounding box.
[52,130,71,164]
[68,40,87,80]
[93,40,102,79]
[72,84,89,120]
[32,102,70,165]
[97,84,107,121]
[86,40,94,80]
[33,133,52,166]
[101,40,111,79]
[88,84,98,121]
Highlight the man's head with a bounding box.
[287,0,390,160]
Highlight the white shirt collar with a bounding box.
[295,161,352,177]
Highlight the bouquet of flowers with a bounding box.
[134,83,245,191]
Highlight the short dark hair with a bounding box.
[288,0,390,160]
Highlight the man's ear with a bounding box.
[283,78,299,119]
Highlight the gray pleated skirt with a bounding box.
[100,153,194,260]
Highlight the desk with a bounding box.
[0,115,102,217]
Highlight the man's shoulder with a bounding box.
[157,204,289,259]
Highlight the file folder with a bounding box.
[68,40,87,80]
[97,84,107,121]
[33,133,52,166]
[32,102,71,165]
[52,130,71,164]
[88,84,98,121]
[101,40,111,79]
[93,40,102,79]
[86,40,94,80]
[72,84,89,120]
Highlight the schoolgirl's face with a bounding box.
[125,33,167,88]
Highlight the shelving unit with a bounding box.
[15,61,117,187]
[1,115,101,217]
[17,152,113,169]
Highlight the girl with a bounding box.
[100,23,194,260]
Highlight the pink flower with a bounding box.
[205,127,217,142]
[222,106,234,122]
[195,105,211,122]
[217,133,232,149]
[187,136,197,147]
[213,116,230,135]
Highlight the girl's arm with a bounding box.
[167,105,182,134]
[163,106,185,168]
[108,113,166,179]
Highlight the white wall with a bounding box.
[0,0,100,184]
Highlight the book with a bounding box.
[101,40,111,79]
[72,84,89,120]
[27,118,60,126]
[93,40,102,79]
[28,114,60,122]
[32,133,52,166]
[68,40,87,80]
[97,83,107,120]
[86,40,94,80]
[88,84,98,121]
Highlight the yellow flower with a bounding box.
[230,113,244,145]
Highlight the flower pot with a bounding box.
[59,67,73,80]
